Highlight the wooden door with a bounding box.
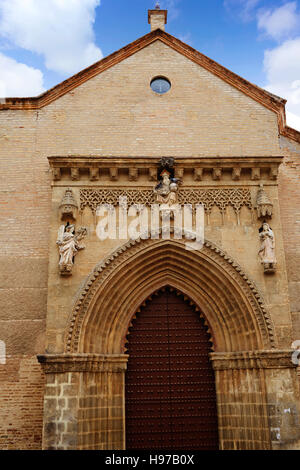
[125,287,219,450]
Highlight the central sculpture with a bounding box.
[154,157,180,209]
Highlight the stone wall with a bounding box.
[278,136,300,343]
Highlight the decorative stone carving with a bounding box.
[109,168,118,181]
[256,184,273,219]
[259,223,277,273]
[251,168,261,181]
[175,168,184,180]
[194,168,203,181]
[52,167,61,181]
[159,157,175,173]
[71,168,79,181]
[212,168,222,180]
[48,156,283,183]
[154,170,179,205]
[154,159,180,220]
[59,188,78,221]
[79,188,253,217]
[129,168,138,181]
[232,167,241,181]
[210,350,297,371]
[56,224,87,276]
[37,353,128,374]
[89,168,99,181]
[65,235,276,353]
[148,168,157,181]
[270,166,278,180]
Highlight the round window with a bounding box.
[150,77,171,94]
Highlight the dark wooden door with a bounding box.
[125,288,219,450]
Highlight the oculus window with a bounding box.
[150,77,171,94]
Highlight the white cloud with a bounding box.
[264,38,300,119]
[224,1,300,130]
[257,2,300,41]
[223,0,261,22]
[0,52,45,98]
[286,110,300,130]
[160,0,181,22]
[0,0,103,76]
[259,4,300,130]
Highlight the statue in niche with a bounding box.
[56,224,87,276]
[154,169,179,205]
[153,157,181,223]
[258,222,277,273]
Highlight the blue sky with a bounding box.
[0,0,300,129]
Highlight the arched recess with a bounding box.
[65,237,276,354]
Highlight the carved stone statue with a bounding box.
[154,169,179,205]
[56,224,87,276]
[59,188,78,221]
[256,184,273,219]
[258,223,276,273]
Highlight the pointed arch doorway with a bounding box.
[125,286,219,450]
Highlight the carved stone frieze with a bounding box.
[89,168,99,181]
[148,168,157,181]
[212,168,222,181]
[210,350,297,370]
[48,156,283,183]
[109,168,118,181]
[194,168,203,181]
[37,353,128,374]
[251,168,261,180]
[53,167,61,181]
[232,167,241,181]
[270,166,278,180]
[71,168,79,181]
[128,168,138,181]
[79,187,253,216]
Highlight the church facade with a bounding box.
[0,8,300,450]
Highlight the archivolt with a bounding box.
[64,237,276,354]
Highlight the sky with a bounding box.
[0,0,300,130]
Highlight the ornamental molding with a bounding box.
[65,235,276,353]
[80,187,253,217]
[210,350,297,370]
[37,353,128,374]
[37,350,295,374]
[47,156,283,183]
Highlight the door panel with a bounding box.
[125,288,219,450]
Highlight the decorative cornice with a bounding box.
[281,125,300,144]
[210,350,297,370]
[1,28,298,143]
[37,353,128,373]
[48,156,283,183]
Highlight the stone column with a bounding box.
[210,350,300,450]
[38,354,128,450]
